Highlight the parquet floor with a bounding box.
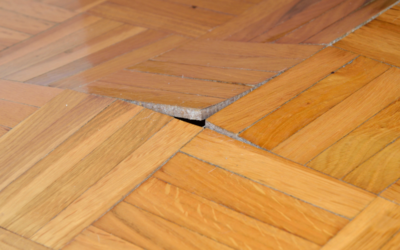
[1,0,400,249]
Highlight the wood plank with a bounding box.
[155,153,348,245]
[94,202,234,250]
[335,20,400,67]
[0,9,55,35]
[130,60,275,85]
[273,67,400,164]
[0,80,62,107]
[0,18,122,78]
[165,0,254,15]
[0,0,76,23]
[0,100,38,128]
[39,0,106,13]
[126,178,319,250]
[321,197,400,250]
[0,228,50,250]
[27,29,168,86]
[308,99,400,179]
[154,49,303,71]
[182,130,375,218]
[276,0,370,43]
[306,0,397,44]
[98,70,250,99]
[207,47,356,134]
[240,56,389,151]
[0,126,9,138]
[250,0,346,42]
[0,14,100,67]
[0,90,112,192]
[0,27,30,47]
[6,25,146,82]
[0,102,148,237]
[343,134,400,194]
[31,119,202,249]
[381,231,400,250]
[76,81,224,109]
[381,180,400,204]
[377,4,400,25]
[63,226,143,250]
[50,35,190,89]
[178,40,324,58]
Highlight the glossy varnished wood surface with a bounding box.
[1,1,400,250]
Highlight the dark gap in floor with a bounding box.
[175,117,206,127]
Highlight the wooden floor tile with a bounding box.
[181,130,375,218]
[240,56,389,150]
[0,228,50,250]
[30,119,201,249]
[165,0,254,15]
[322,197,400,250]
[377,3,400,25]
[309,99,400,179]
[380,231,400,250]
[40,0,107,13]
[381,180,400,204]
[273,67,400,164]
[0,27,30,47]
[0,99,38,128]
[0,125,9,138]
[155,153,348,245]
[126,177,319,250]
[208,47,356,134]
[94,202,234,250]
[335,20,400,67]
[63,226,143,250]
[0,9,55,35]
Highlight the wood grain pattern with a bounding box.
[40,0,107,12]
[307,0,397,44]
[308,99,400,179]
[0,99,38,128]
[335,20,400,67]
[273,67,400,164]
[181,129,375,218]
[155,153,348,245]
[63,226,143,250]
[207,47,356,134]
[0,27,30,47]
[240,56,389,150]
[0,9,55,35]
[0,80,62,107]
[126,178,319,250]
[0,228,50,250]
[130,60,275,85]
[94,202,234,250]
[31,120,201,249]
[0,126,9,138]
[50,35,190,89]
[377,4,400,25]
[380,230,400,250]
[322,197,400,250]
[166,0,253,15]
[0,90,112,192]
[381,180,400,204]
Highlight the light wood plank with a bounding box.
[381,231,400,250]
[322,197,400,250]
[0,126,9,138]
[307,0,397,44]
[0,90,112,192]
[0,27,30,47]
[50,35,190,89]
[0,102,146,237]
[241,56,389,150]
[0,0,76,23]
[155,153,348,245]
[6,25,146,82]
[154,49,302,71]
[0,79,62,107]
[130,60,275,85]
[63,226,143,250]
[126,178,319,250]
[273,67,400,164]
[27,29,168,86]
[381,180,400,204]
[94,202,234,250]
[166,0,253,15]
[181,129,375,218]
[31,120,202,249]
[335,20,400,67]
[0,100,38,128]
[39,0,107,13]
[377,4,400,25]
[0,9,54,35]
[309,99,400,179]
[207,47,356,134]
[0,228,50,250]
